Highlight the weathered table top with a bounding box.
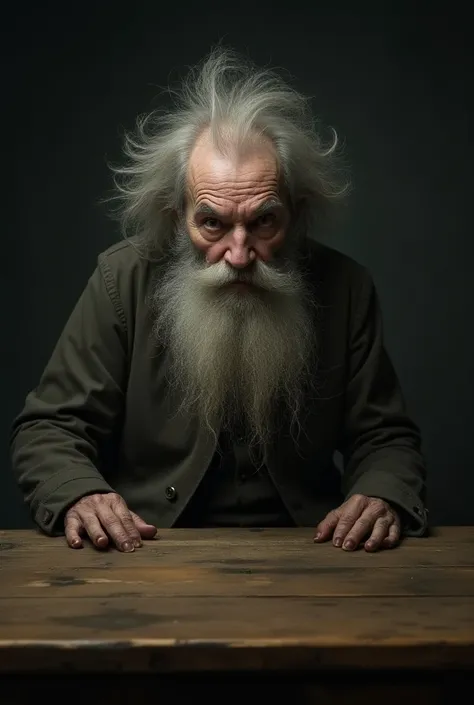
[0,526,473,673]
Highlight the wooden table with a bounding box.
[0,527,473,703]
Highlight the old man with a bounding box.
[10,48,427,553]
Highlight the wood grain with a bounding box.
[0,526,473,674]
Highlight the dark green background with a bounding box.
[4,3,472,528]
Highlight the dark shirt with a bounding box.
[176,429,295,528]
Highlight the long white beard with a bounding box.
[150,228,316,448]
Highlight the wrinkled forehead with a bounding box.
[186,129,281,200]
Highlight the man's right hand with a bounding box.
[64,492,158,552]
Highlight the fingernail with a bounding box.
[122,541,134,552]
[334,537,342,547]
[71,539,81,548]
[96,536,108,547]
[134,539,141,548]
[314,533,322,541]
[366,541,375,550]
[343,540,354,550]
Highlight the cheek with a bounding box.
[186,217,216,259]
[187,224,224,263]
[254,228,286,262]
[204,242,228,264]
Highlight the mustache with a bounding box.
[192,259,304,296]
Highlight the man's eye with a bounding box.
[255,213,276,227]
[203,218,222,230]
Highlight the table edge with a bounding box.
[0,640,473,672]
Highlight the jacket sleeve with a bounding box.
[338,269,428,536]
[9,257,128,535]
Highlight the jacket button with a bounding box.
[165,486,177,502]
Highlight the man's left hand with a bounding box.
[313,494,401,552]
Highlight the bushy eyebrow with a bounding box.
[194,198,284,220]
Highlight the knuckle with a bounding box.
[117,506,134,524]
[109,493,125,508]
[369,497,387,508]
[82,492,117,508]
[97,505,118,524]
[108,527,128,544]
[320,516,335,529]
[122,521,139,538]
[78,494,97,506]
[105,517,123,534]
[351,494,368,507]
[354,516,374,531]
[74,495,103,514]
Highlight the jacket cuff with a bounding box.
[32,470,114,535]
[345,471,428,537]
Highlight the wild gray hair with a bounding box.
[109,47,349,257]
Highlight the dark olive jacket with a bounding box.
[9,238,428,536]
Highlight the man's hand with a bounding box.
[64,492,157,552]
[313,494,401,552]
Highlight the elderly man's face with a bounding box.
[152,131,312,443]
[185,132,289,271]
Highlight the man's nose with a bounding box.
[223,226,255,269]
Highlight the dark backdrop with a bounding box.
[3,2,472,528]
